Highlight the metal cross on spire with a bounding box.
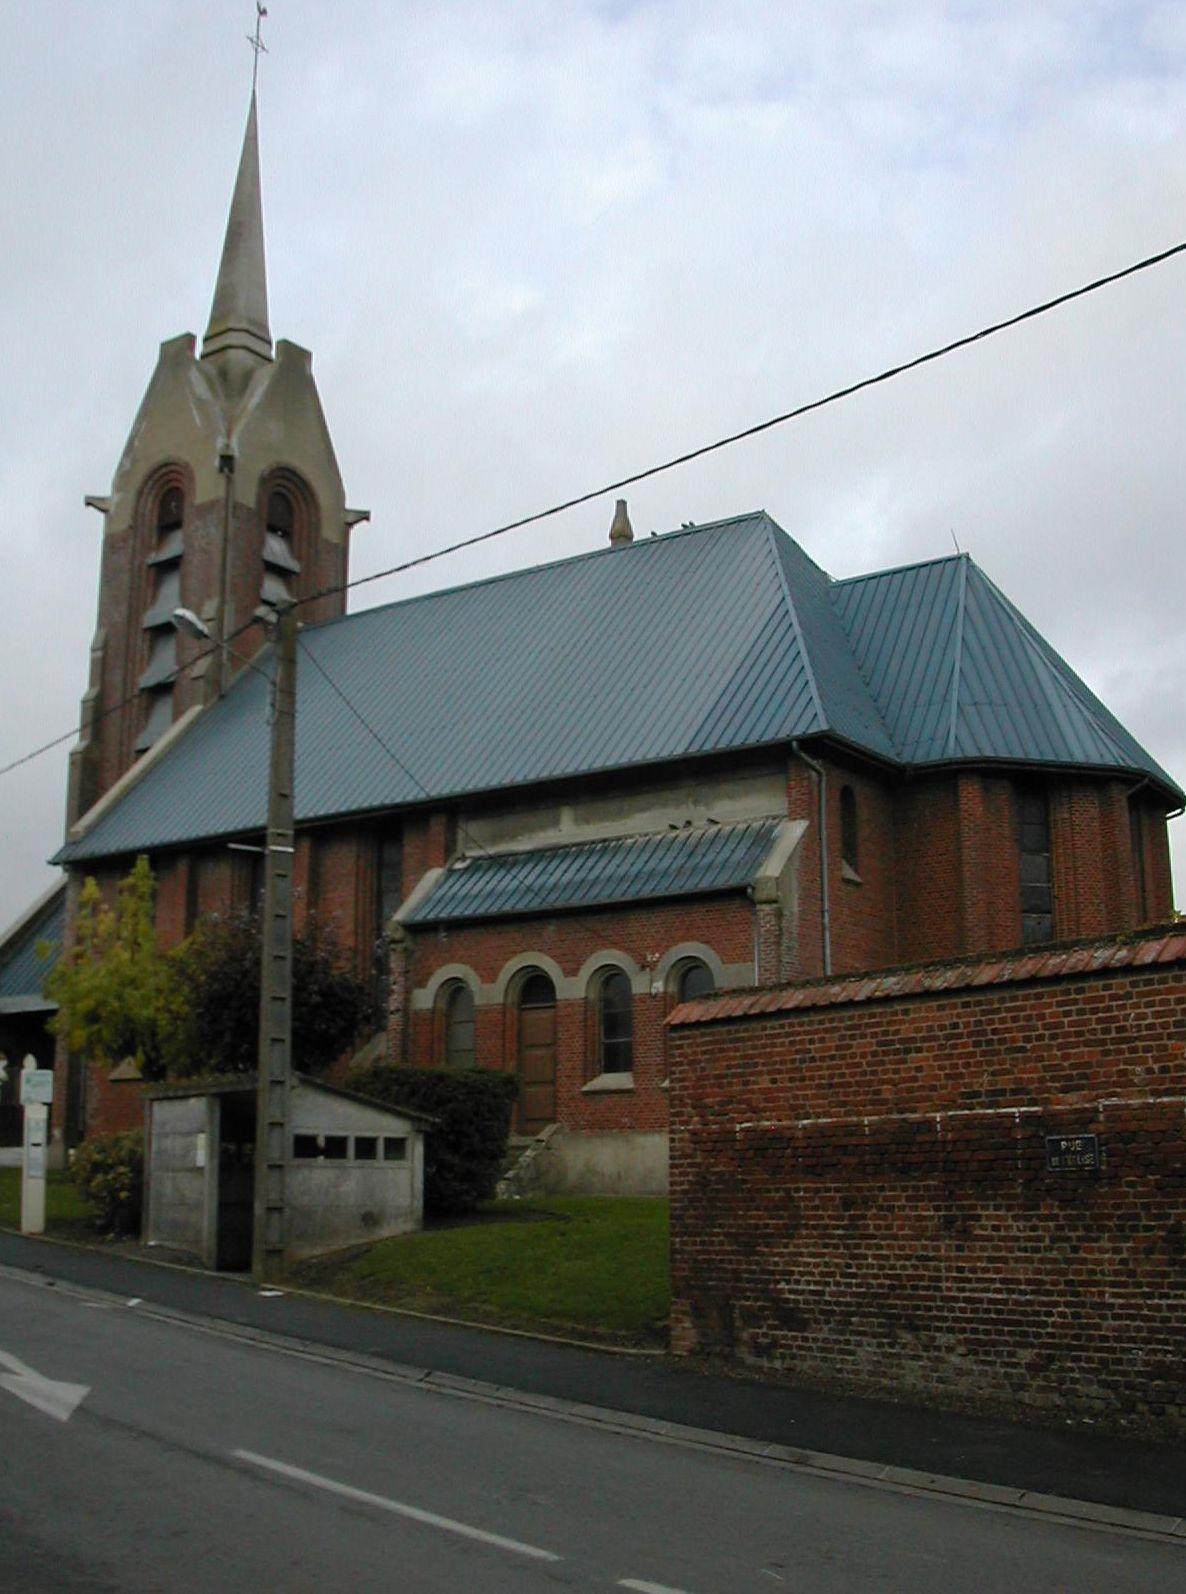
[248,3,268,93]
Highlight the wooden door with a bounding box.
[517,973,556,1132]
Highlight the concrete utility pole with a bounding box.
[252,601,298,1284]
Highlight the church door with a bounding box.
[517,973,557,1133]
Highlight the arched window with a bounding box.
[443,984,476,1070]
[261,483,303,608]
[136,476,187,753]
[158,486,184,534]
[266,490,295,540]
[840,785,859,873]
[517,972,557,1131]
[597,970,634,1075]
[676,960,714,1003]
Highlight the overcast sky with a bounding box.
[2,1,1184,930]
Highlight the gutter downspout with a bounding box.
[793,741,831,977]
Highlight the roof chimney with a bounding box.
[609,499,634,547]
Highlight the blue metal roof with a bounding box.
[0,885,65,1007]
[832,555,1180,792]
[405,820,783,925]
[54,514,1181,868]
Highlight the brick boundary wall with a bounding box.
[667,926,1186,1434]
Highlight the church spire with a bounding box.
[202,92,272,373]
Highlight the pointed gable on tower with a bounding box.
[67,94,365,829]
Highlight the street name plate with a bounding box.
[1045,1133,1101,1173]
[19,1069,54,1106]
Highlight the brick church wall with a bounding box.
[668,927,1186,1434]
[63,767,1175,1146]
[401,895,756,1136]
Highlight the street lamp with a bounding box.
[171,602,298,1284]
[171,608,272,682]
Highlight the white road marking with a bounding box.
[0,1346,90,1422]
[233,1449,561,1562]
[618,1580,695,1593]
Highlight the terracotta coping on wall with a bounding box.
[667,923,1186,1028]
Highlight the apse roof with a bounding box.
[404,819,784,926]
[54,512,1180,867]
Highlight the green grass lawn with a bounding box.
[295,1197,671,1345]
[0,1167,94,1234]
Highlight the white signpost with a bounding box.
[20,1059,53,1236]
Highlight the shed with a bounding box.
[143,1074,431,1270]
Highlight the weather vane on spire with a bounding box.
[247,3,268,94]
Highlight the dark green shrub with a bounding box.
[346,1065,518,1215]
[171,913,377,1078]
[70,1130,144,1235]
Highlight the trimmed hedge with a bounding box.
[70,1130,144,1235]
[347,1065,518,1216]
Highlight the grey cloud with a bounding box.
[1,0,1184,927]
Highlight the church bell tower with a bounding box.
[67,92,365,827]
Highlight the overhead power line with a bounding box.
[296,637,649,945]
[3,232,1185,786]
[0,613,269,781]
[298,235,1186,609]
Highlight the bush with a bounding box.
[171,913,377,1078]
[47,858,181,1081]
[346,1065,518,1216]
[70,1130,144,1235]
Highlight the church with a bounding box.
[3,95,1177,1193]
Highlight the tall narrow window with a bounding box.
[267,490,294,540]
[1017,789,1053,946]
[262,486,302,607]
[376,827,403,929]
[443,984,476,1070]
[1129,799,1149,922]
[840,785,859,873]
[234,846,265,917]
[136,481,186,753]
[598,971,634,1074]
[518,972,557,1132]
[373,825,402,1010]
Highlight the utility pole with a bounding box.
[252,601,297,1284]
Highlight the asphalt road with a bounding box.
[1,1269,1183,1593]
[4,1230,1185,1522]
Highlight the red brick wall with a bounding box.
[1142,797,1175,920]
[893,771,1170,967]
[669,928,1186,1433]
[825,759,897,974]
[64,767,1177,1145]
[785,759,822,976]
[314,828,376,979]
[894,776,962,963]
[402,896,755,1136]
